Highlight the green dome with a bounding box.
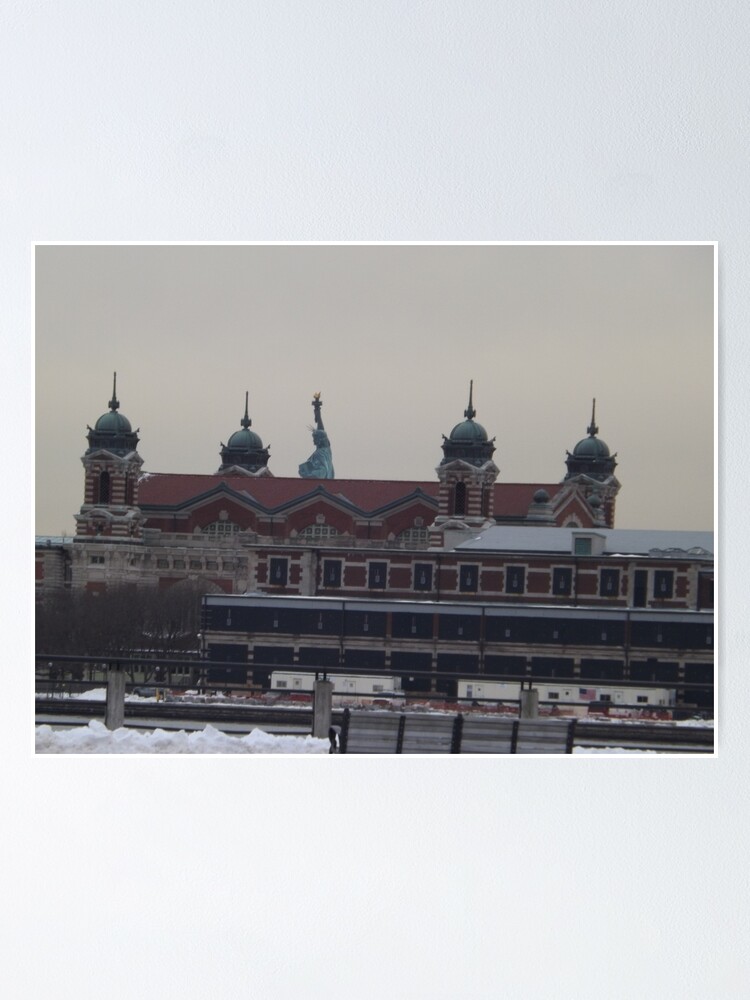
[440,382,496,467]
[449,417,489,443]
[85,374,140,456]
[572,434,610,458]
[227,426,263,450]
[94,409,133,434]
[218,392,271,474]
[564,399,617,483]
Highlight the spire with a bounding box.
[464,380,476,421]
[109,371,120,412]
[240,391,252,429]
[587,397,598,437]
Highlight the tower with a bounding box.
[430,382,499,545]
[563,399,621,527]
[75,373,145,541]
[217,392,272,476]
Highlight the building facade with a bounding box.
[38,380,633,598]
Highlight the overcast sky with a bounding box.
[35,243,714,535]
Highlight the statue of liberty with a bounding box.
[299,393,335,479]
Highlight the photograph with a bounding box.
[35,242,714,755]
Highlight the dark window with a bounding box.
[459,564,478,592]
[531,657,575,678]
[698,573,713,610]
[599,568,620,597]
[207,643,248,685]
[391,651,432,694]
[269,558,288,586]
[344,648,386,669]
[298,647,340,668]
[633,569,648,607]
[453,481,466,516]
[653,571,674,599]
[574,537,591,555]
[505,566,526,595]
[438,613,480,642]
[125,476,134,505]
[392,612,434,639]
[580,659,624,681]
[552,567,573,596]
[368,561,387,589]
[98,471,110,504]
[322,560,342,588]
[345,609,387,637]
[413,562,433,591]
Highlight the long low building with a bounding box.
[200,592,714,710]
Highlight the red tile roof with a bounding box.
[137,473,563,517]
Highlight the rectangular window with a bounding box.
[548,692,559,700]
[269,558,288,586]
[637,695,648,703]
[413,562,433,592]
[505,565,526,595]
[173,559,185,569]
[190,560,202,570]
[276,680,287,689]
[322,560,342,588]
[206,560,218,570]
[574,537,592,555]
[552,567,573,596]
[90,555,105,565]
[633,569,648,607]
[653,570,674,599]
[156,558,169,568]
[599,569,620,597]
[459,564,478,592]
[368,561,387,589]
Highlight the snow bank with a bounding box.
[35,721,330,754]
[36,721,659,755]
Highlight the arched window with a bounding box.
[98,471,110,504]
[453,481,466,516]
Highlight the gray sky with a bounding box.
[35,243,714,535]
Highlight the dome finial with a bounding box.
[240,391,251,429]
[109,371,119,412]
[464,380,476,420]
[587,397,598,437]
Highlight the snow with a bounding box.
[35,720,658,754]
[35,721,330,754]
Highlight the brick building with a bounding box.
[39,374,711,614]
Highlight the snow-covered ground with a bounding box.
[36,720,330,754]
[35,719,657,754]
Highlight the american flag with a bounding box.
[579,688,597,701]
